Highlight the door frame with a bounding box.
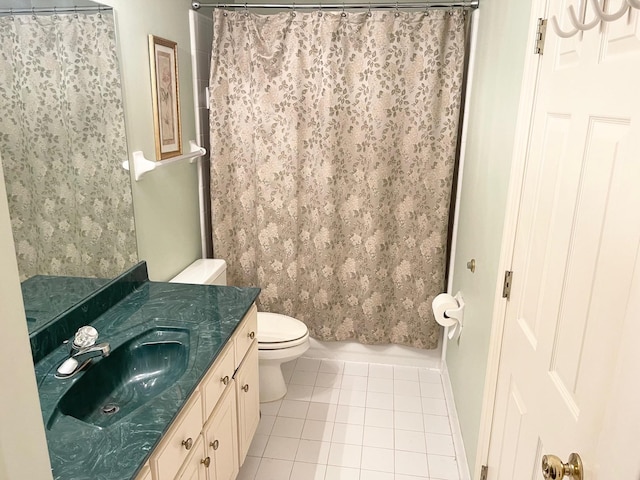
[472,0,550,477]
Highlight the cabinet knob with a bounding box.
[242,384,250,392]
[201,456,211,468]
[248,331,255,340]
[182,437,193,450]
[210,439,219,450]
[221,375,230,385]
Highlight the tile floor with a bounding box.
[237,357,461,480]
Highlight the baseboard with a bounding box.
[441,364,472,480]
[305,338,442,370]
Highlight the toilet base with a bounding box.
[258,340,310,403]
[259,362,288,403]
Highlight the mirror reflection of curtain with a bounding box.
[0,12,137,280]
[210,10,466,349]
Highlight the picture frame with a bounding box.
[148,35,182,160]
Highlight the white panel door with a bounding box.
[487,1,640,478]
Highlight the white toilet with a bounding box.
[170,259,310,403]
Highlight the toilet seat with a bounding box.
[258,312,309,350]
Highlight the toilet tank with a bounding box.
[170,259,227,286]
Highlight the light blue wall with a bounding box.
[446,0,533,476]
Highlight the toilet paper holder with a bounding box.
[432,291,465,341]
[444,292,465,325]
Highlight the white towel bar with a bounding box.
[122,141,206,181]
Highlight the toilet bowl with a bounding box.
[170,259,310,403]
[257,312,310,402]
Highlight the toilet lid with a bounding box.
[258,312,309,344]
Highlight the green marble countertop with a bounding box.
[35,279,260,480]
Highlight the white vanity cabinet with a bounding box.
[141,304,259,480]
[202,384,239,480]
[235,346,260,462]
[137,465,152,480]
[175,437,207,480]
[176,386,237,480]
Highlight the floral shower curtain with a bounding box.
[210,9,466,348]
[0,13,136,280]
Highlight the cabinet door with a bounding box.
[151,391,203,480]
[176,437,209,480]
[204,385,239,480]
[234,343,260,464]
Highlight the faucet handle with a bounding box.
[73,325,99,349]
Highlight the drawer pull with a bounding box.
[248,331,255,340]
[210,439,220,450]
[221,375,230,385]
[242,384,250,393]
[201,457,211,468]
[182,437,193,450]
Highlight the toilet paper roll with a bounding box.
[432,292,464,340]
[432,293,459,328]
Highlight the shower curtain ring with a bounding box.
[342,2,347,17]
[318,0,323,16]
[74,6,78,18]
[367,2,372,17]
[244,2,249,16]
[32,7,36,19]
[291,1,296,16]
[395,1,400,17]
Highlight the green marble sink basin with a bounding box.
[49,327,190,429]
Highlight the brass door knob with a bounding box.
[248,331,255,339]
[182,437,193,450]
[201,456,211,468]
[242,384,250,392]
[221,375,230,385]
[210,439,219,450]
[541,453,583,480]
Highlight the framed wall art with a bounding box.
[148,35,182,160]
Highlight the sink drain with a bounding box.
[102,404,120,415]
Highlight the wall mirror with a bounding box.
[0,0,138,335]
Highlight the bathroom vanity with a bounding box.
[30,262,261,480]
[137,305,260,480]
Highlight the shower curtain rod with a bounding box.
[0,5,112,15]
[192,1,478,10]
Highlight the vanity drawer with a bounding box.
[201,341,235,420]
[234,304,257,368]
[150,391,203,480]
[134,464,151,480]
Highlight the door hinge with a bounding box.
[480,465,489,480]
[502,270,513,300]
[534,18,547,55]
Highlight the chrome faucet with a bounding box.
[56,326,110,379]
[72,343,111,363]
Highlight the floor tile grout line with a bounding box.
[250,357,460,480]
